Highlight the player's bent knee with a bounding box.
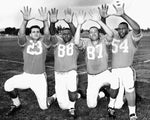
[39,104,48,110]
[68,91,78,102]
[4,80,14,92]
[125,87,135,93]
[58,103,69,110]
[40,106,48,110]
[87,101,97,108]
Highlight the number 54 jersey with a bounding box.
[112,31,142,68]
[52,36,79,72]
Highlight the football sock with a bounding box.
[12,97,21,107]
[129,106,136,115]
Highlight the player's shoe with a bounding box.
[68,108,77,118]
[130,113,137,120]
[107,107,116,119]
[6,105,22,116]
[47,96,55,107]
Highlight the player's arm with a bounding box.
[36,7,51,48]
[98,4,110,34]
[49,8,58,35]
[63,8,76,36]
[89,9,113,41]
[113,3,141,36]
[74,11,87,47]
[48,8,59,45]
[18,6,34,46]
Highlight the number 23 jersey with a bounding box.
[18,35,51,74]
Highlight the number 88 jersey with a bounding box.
[54,37,79,72]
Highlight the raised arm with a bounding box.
[98,4,110,34]
[63,8,76,36]
[74,11,86,46]
[113,3,141,35]
[18,6,34,46]
[89,9,113,38]
[18,6,33,36]
[37,7,49,35]
[49,8,58,35]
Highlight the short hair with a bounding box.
[119,22,129,28]
[29,25,41,33]
[89,26,99,31]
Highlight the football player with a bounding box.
[47,8,81,117]
[74,9,119,113]
[4,6,52,115]
[107,3,142,120]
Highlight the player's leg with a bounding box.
[100,70,119,118]
[122,67,137,120]
[4,73,30,115]
[67,70,80,117]
[77,73,87,99]
[55,72,70,110]
[112,68,126,109]
[87,74,102,108]
[30,73,48,110]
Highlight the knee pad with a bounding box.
[68,91,78,102]
[125,87,135,93]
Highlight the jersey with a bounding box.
[80,35,110,75]
[112,31,142,68]
[18,34,51,74]
[52,35,79,72]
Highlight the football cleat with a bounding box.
[6,105,22,116]
[130,113,137,120]
[108,107,116,119]
[47,96,55,107]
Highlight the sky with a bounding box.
[0,0,149,30]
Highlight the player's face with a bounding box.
[89,28,99,41]
[117,24,129,39]
[61,29,72,43]
[30,28,41,40]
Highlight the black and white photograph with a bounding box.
[0,0,150,120]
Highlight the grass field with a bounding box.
[0,35,150,120]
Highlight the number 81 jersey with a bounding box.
[54,38,79,72]
[112,31,141,68]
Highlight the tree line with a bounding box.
[0,26,150,36]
